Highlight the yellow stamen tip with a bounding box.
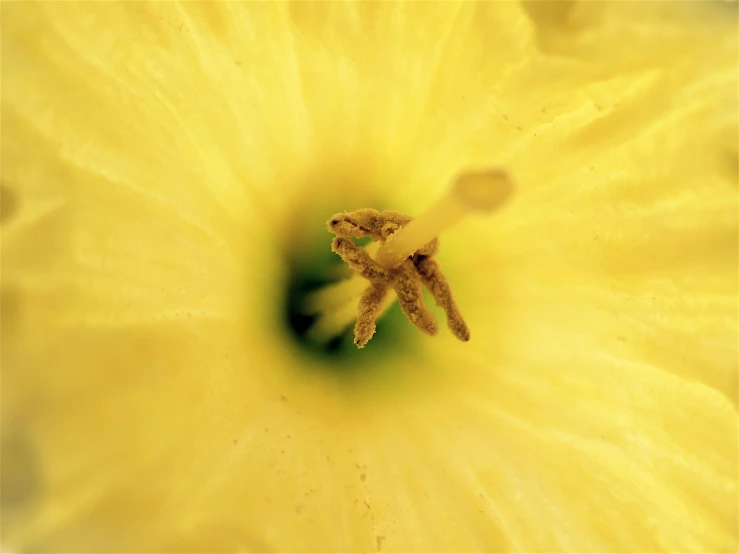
[374,167,514,269]
[453,169,514,212]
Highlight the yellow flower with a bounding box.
[2,1,737,552]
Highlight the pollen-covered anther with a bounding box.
[328,209,468,348]
[324,169,512,347]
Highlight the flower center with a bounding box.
[282,232,411,363]
[282,169,514,362]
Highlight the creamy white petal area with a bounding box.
[1,1,736,552]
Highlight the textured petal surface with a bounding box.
[2,1,737,552]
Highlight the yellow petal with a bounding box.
[2,1,736,552]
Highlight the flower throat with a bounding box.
[285,169,514,356]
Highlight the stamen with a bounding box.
[300,241,381,316]
[305,283,396,346]
[305,300,362,345]
[415,256,469,341]
[307,168,513,349]
[355,282,392,348]
[374,169,514,269]
[300,276,367,316]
